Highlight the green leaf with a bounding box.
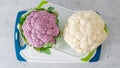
[47,7,54,13]
[81,50,95,62]
[34,47,41,51]
[36,0,48,9]
[18,24,29,45]
[56,18,59,26]
[104,24,109,33]
[20,16,25,25]
[19,14,27,25]
[54,19,61,41]
[52,11,58,17]
[40,47,51,54]
[34,42,53,54]
[35,8,45,11]
[42,42,53,48]
[34,47,51,54]
[54,31,62,42]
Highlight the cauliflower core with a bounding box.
[22,11,59,48]
[63,10,107,54]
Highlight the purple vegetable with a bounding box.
[22,11,59,48]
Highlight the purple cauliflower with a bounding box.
[22,11,59,48]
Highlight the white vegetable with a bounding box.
[63,10,108,54]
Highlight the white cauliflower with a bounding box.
[63,10,108,54]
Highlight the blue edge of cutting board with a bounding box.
[14,11,102,62]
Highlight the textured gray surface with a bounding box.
[0,0,120,68]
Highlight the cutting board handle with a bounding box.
[14,11,27,61]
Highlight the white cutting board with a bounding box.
[14,3,102,63]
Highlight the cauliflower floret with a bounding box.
[22,11,59,48]
[63,10,108,54]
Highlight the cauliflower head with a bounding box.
[63,10,108,54]
[22,11,59,48]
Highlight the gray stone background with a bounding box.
[0,0,120,68]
